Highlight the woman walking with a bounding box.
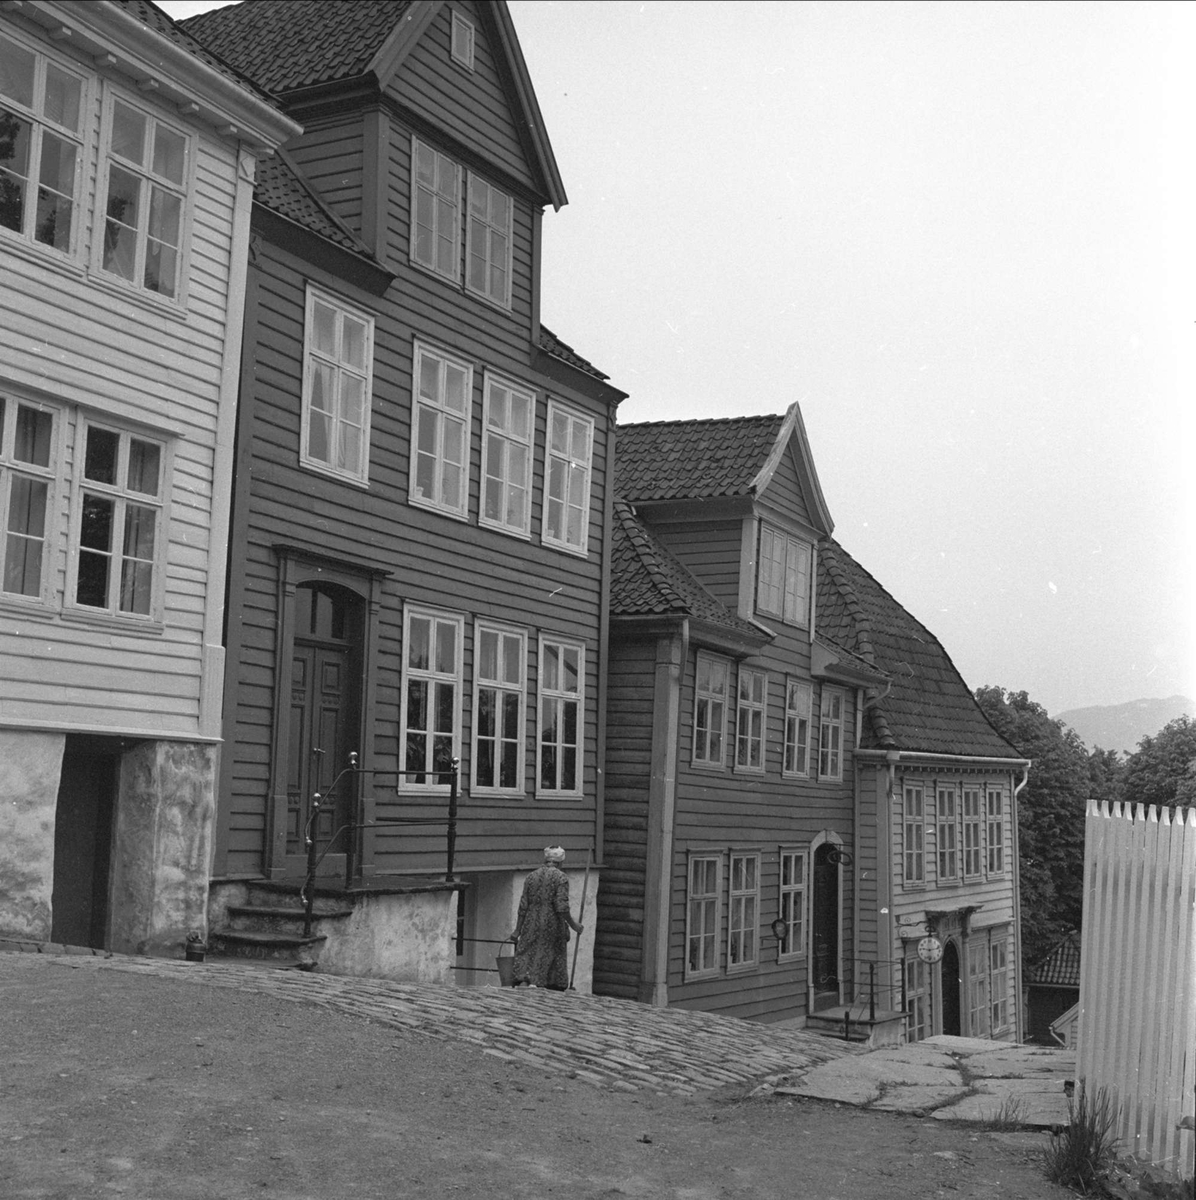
[511,846,583,991]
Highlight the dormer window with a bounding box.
[757,525,811,628]
[450,11,475,71]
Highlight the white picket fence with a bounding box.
[1076,801,1196,1181]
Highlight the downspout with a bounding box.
[1010,761,1031,1042]
[594,421,615,867]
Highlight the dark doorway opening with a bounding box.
[811,843,840,1012]
[942,940,962,1036]
[51,735,119,949]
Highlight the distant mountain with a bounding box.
[1054,695,1193,756]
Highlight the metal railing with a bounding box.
[823,956,907,1041]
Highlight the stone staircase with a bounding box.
[207,881,354,970]
[805,1003,907,1047]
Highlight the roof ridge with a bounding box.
[619,412,784,432]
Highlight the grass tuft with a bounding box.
[1042,1084,1119,1195]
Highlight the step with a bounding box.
[208,928,327,966]
[224,904,353,936]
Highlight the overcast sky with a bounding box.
[162,0,1196,717]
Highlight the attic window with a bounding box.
[451,11,475,71]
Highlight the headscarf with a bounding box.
[543,845,566,863]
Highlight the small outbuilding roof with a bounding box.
[1027,931,1081,988]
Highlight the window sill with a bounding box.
[58,606,165,635]
[408,493,469,522]
[690,760,727,773]
[83,266,190,322]
[465,282,514,317]
[301,459,370,490]
[478,517,532,541]
[726,961,758,976]
[534,790,584,802]
[0,230,87,283]
[540,535,590,560]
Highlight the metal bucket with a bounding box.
[496,944,516,987]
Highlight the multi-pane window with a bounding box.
[466,174,512,308]
[410,342,472,518]
[71,423,165,618]
[777,850,807,959]
[990,939,1010,1031]
[472,623,525,793]
[301,287,373,483]
[411,138,460,280]
[400,609,461,788]
[538,637,582,795]
[480,374,533,536]
[693,653,728,766]
[735,668,767,773]
[0,396,55,601]
[783,679,811,776]
[968,944,990,1037]
[0,34,84,255]
[756,525,811,627]
[728,853,759,969]
[904,785,925,884]
[100,98,188,298]
[818,688,843,780]
[905,956,929,1042]
[543,402,593,555]
[450,10,475,69]
[987,789,1005,874]
[963,787,983,878]
[937,786,958,882]
[686,855,720,977]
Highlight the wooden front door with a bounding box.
[285,584,362,877]
[811,843,840,1011]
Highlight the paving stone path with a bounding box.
[0,949,860,1098]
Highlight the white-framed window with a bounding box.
[301,286,374,484]
[756,525,812,627]
[472,622,525,794]
[410,341,472,519]
[400,608,462,790]
[777,849,807,960]
[693,652,729,767]
[968,943,990,1037]
[818,688,844,780]
[735,668,767,773]
[987,789,1005,874]
[480,373,533,537]
[905,955,929,1042]
[782,678,812,777]
[69,420,166,619]
[903,784,925,885]
[990,939,1010,1031]
[686,853,721,978]
[728,852,759,970]
[937,786,958,882]
[411,137,461,281]
[466,174,512,309]
[963,787,983,878]
[99,95,189,299]
[0,394,57,602]
[543,401,593,556]
[0,31,85,257]
[537,636,582,796]
[450,9,475,69]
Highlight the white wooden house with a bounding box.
[0,0,297,956]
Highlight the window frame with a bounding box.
[465,172,513,310]
[818,687,844,781]
[782,678,812,778]
[937,785,959,883]
[903,784,926,886]
[0,30,88,261]
[409,340,473,520]
[66,417,170,622]
[536,635,584,798]
[756,524,812,628]
[479,372,534,538]
[734,667,767,775]
[962,786,984,879]
[542,401,594,557]
[968,941,990,1037]
[450,9,476,70]
[300,284,374,486]
[727,851,760,972]
[398,607,463,794]
[905,954,929,1042]
[410,136,461,283]
[989,938,1010,1032]
[692,652,729,769]
[96,89,192,303]
[0,393,59,606]
[685,852,721,980]
[986,788,1005,874]
[777,848,808,961]
[471,620,526,796]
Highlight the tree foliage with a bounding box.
[974,686,1090,965]
[1120,714,1196,811]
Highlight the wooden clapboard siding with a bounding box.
[388,2,539,195]
[758,445,816,531]
[284,117,366,233]
[638,518,744,613]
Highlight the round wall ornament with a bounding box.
[917,936,943,964]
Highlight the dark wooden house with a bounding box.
[182,0,624,984]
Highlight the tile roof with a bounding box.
[254,152,374,257]
[180,0,414,95]
[818,540,1023,760]
[539,327,608,382]
[1027,930,1081,987]
[616,415,786,503]
[610,501,761,641]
